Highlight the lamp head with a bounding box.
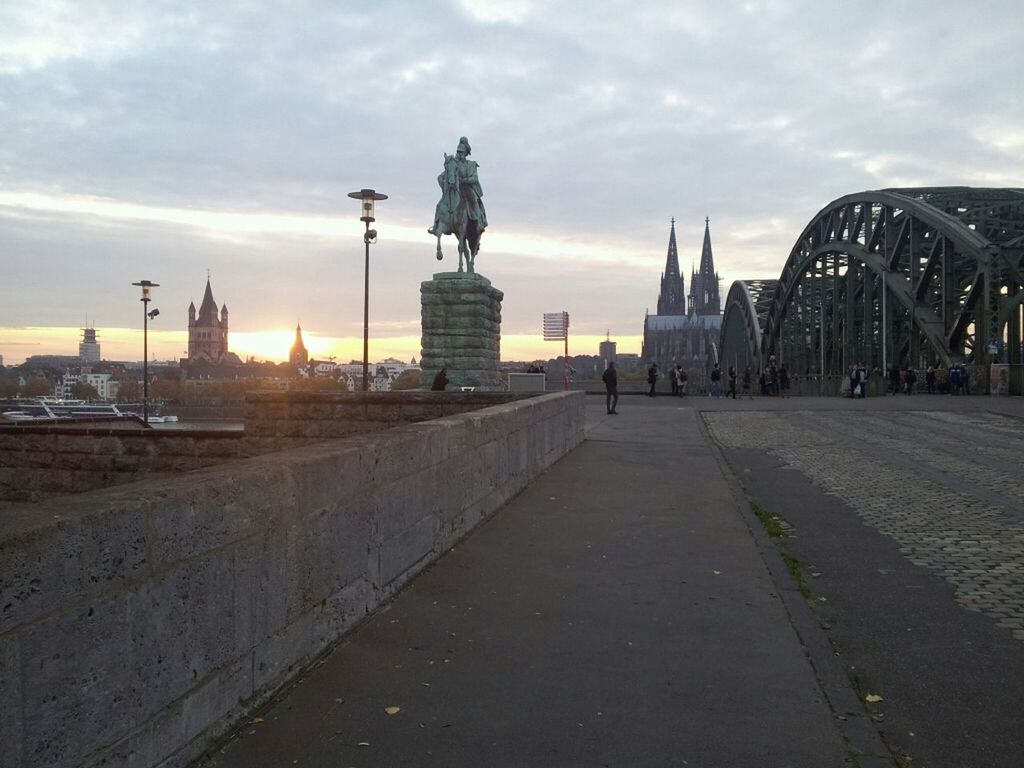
[132,279,159,301]
[347,188,388,223]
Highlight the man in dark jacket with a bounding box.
[602,362,619,414]
[431,366,449,391]
[647,363,658,397]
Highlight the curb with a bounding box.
[698,413,896,768]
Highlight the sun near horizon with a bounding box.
[0,325,642,366]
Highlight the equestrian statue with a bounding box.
[428,136,488,274]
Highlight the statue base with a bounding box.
[421,271,503,391]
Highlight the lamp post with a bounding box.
[347,188,388,392]
[131,280,159,422]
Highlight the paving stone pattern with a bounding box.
[704,410,1024,642]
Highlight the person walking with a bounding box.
[710,364,722,397]
[959,363,970,395]
[602,362,619,415]
[679,368,688,397]
[727,366,737,399]
[926,365,936,394]
[888,364,900,395]
[670,364,680,396]
[779,365,791,398]
[742,366,752,399]
[647,362,658,397]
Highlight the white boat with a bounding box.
[163,415,179,422]
[0,398,126,421]
[146,415,166,424]
[2,411,36,422]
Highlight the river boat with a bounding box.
[0,398,129,422]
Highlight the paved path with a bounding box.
[198,397,873,768]
[703,397,1024,768]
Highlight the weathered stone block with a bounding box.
[0,499,149,634]
[421,272,503,391]
[377,515,437,587]
[0,633,24,768]
[20,592,132,767]
[127,554,237,719]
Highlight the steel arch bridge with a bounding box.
[720,187,1024,386]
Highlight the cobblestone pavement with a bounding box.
[704,409,1024,641]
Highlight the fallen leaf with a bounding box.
[421,682,431,687]
[250,717,265,724]
[358,742,370,747]
[385,706,401,715]
[713,570,722,575]
[865,694,883,703]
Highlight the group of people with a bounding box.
[644,363,691,398]
[883,363,971,395]
[638,360,791,399]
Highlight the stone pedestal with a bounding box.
[421,272,503,390]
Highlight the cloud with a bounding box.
[2,0,1023,364]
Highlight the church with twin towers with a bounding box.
[641,217,723,391]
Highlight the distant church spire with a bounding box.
[656,218,686,315]
[689,216,721,316]
[290,323,308,368]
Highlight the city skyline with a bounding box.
[3,2,1022,365]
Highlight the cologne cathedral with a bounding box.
[641,218,723,392]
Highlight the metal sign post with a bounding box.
[543,311,570,391]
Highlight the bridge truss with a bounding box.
[721,187,1024,383]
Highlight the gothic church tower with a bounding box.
[688,218,721,316]
[656,218,686,316]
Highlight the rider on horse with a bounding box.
[429,137,487,273]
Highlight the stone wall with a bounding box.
[0,391,585,768]
[0,393,538,504]
[0,426,245,504]
[243,390,531,445]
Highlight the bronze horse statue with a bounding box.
[429,138,487,274]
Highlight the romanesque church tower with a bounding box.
[187,278,229,363]
[657,218,686,316]
[688,218,721,317]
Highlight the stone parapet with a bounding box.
[421,272,503,390]
[0,391,585,768]
[0,393,540,504]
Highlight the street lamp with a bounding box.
[131,280,159,423]
[347,188,388,392]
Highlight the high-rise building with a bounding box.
[599,331,617,369]
[187,278,230,363]
[79,327,101,363]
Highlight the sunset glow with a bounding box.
[0,326,642,367]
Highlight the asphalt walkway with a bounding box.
[199,396,887,768]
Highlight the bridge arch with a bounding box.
[720,279,777,372]
[721,187,1024,385]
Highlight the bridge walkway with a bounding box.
[197,396,885,767]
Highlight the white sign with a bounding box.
[543,311,569,341]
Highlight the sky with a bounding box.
[2,0,1023,365]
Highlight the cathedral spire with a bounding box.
[656,218,686,315]
[691,217,721,316]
